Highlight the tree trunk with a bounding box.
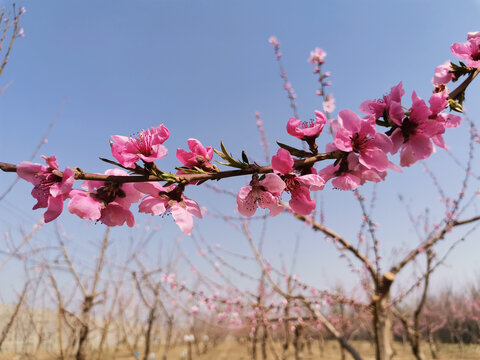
[261,325,267,360]
[306,338,312,355]
[187,341,193,360]
[340,304,346,360]
[317,335,324,356]
[373,295,394,360]
[143,307,157,360]
[76,296,93,360]
[162,318,173,360]
[251,326,258,360]
[428,331,438,359]
[293,324,304,360]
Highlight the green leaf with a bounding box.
[241,151,249,164]
[175,167,206,174]
[213,141,249,169]
[276,142,313,158]
[215,160,230,167]
[448,99,463,113]
[156,172,178,182]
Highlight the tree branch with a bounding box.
[0,150,343,184]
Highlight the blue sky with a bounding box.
[0,0,480,303]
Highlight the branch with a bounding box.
[448,68,480,101]
[300,295,363,360]
[132,271,153,309]
[91,227,110,296]
[0,150,343,184]
[413,249,433,334]
[58,239,87,297]
[0,220,43,271]
[0,5,21,78]
[390,215,480,278]
[288,208,377,282]
[0,281,28,350]
[392,227,474,305]
[242,222,363,360]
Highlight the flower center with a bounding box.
[283,174,299,193]
[134,130,153,156]
[400,117,418,141]
[334,157,350,177]
[300,119,316,129]
[37,172,62,195]
[94,182,125,205]
[351,133,372,153]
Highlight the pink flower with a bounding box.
[68,169,142,227]
[191,305,199,315]
[271,149,325,215]
[287,111,326,140]
[333,110,392,172]
[176,138,215,170]
[110,125,170,168]
[359,82,405,125]
[451,36,480,68]
[308,48,326,65]
[432,61,454,86]
[468,31,480,40]
[427,92,462,149]
[268,36,279,47]
[318,152,391,191]
[17,155,74,223]
[390,92,445,167]
[322,94,335,113]
[237,174,285,217]
[135,182,202,235]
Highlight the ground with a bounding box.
[1,340,479,360]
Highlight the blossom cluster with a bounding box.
[14,32,478,232]
[18,126,205,235]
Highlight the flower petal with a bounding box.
[271,148,294,175]
[171,205,194,235]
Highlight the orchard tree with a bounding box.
[1,8,480,359]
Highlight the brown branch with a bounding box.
[0,150,343,184]
[390,215,480,277]
[0,281,29,350]
[96,279,121,360]
[132,271,153,309]
[242,222,363,360]
[448,68,480,101]
[91,228,110,296]
[289,209,377,282]
[392,229,473,306]
[0,5,21,78]
[44,264,66,360]
[59,240,87,296]
[0,220,43,271]
[0,99,65,202]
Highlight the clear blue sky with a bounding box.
[1,0,480,302]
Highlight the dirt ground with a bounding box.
[1,340,479,360]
